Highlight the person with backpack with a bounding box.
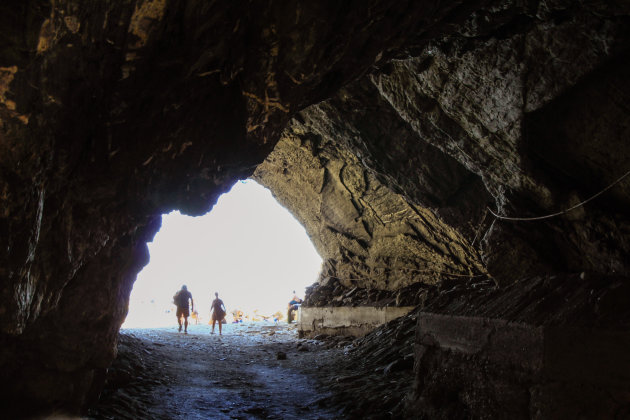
[287,290,303,324]
[210,292,227,335]
[173,285,194,334]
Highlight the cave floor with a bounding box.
[88,322,347,419]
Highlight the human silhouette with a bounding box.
[173,285,194,333]
[287,290,303,323]
[210,292,227,335]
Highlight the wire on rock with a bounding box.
[488,169,630,222]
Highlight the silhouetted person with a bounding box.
[289,290,303,306]
[173,285,194,333]
[287,290,303,323]
[210,292,226,335]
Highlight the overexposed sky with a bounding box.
[123,179,322,328]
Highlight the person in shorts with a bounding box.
[210,292,226,335]
[174,285,194,333]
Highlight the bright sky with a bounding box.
[122,179,322,328]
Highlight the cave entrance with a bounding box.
[122,179,322,329]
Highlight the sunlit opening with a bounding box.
[122,179,322,329]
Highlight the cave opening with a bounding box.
[2,1,630,418]
[122,179,322,329]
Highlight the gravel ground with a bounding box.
[88,312,418,420]
[88,322,348,419]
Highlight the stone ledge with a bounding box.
[411,312,630,418]
[298,306,415,338]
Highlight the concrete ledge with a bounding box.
[411,312,630,418]
[298,306,415,337]
[418,313,544,371]
[417,313,630,384]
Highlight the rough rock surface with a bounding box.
[369,3,630,280]
[1,0,630,418]
[254,116,487,300]
[0,1,482,415]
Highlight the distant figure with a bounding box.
[273,311,283,323]
[290,290,303,306]
[232,309,244,323]
[173,285,194,334]
[287,290,303,324]
[191,310,200,325]
[210,292,227,335]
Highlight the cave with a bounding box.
[1,1,630,418]
[122,179,323,329]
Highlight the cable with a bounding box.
[488,169,630,222]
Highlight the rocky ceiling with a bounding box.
[1,0,629,417]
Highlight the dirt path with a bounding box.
[90,322,345,419]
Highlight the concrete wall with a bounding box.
[408,312,630,418]
[298,306,415,337]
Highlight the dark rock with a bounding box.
[276,351,287,360]
[0,1,629,418]
[409,309,630,418]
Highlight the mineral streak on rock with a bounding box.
[0,65,18,109]
[127,0,167,50]
[0,65,28,124]
[0,0,630,417]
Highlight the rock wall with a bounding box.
[0,0,629,417]
[254,110,487,304]
[256,1,630,417]
[369,2,630,280]
[255,0,630,303]
[1,1,489,415]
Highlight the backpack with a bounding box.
[173,290,187,306]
